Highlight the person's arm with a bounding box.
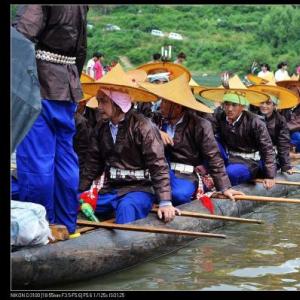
[13,5,47,43]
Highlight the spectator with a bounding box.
[86,52,102,79]
[152,53,161,63]
[174,52,186,65]
[94,53,105,80]
[257,63,275,82]
[275,62,290,82]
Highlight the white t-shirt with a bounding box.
[275,69,290,82]
[86,58,95,79]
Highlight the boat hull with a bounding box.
[11,173,300,288]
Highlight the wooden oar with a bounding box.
[290,170,300,174]
[213,194,300,204]
[150,208,263,224]
[77,219,226,239]
[254,179,300,186]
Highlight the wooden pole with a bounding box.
[214,194,300,204]
[150,208,263,224]
[290,170,300,174]
[76,219,226,239]
[254,179,300,186]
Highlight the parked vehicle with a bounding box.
[168,32,183,40]
[151,29,164,37]
[105,24,121,31]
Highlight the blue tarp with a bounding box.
[11,26,42,154]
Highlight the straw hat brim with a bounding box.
[136,62,191,82]
[139,74,212,113]
[199,88,269,105]
[276,80,300,97]
[246,73,269,85]
[79,93,93,103]
[126,69,148,83]
[86,96,99,109]
[248,85,299,109]
[81,63,158,102]
[80,72,95,83]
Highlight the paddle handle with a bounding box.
[216,194,300,204]
[76,220,226,238]
[150,208,263,224]
[255,179,300,186]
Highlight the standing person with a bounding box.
[13,5,88,236]
[80,64,179,223]
[86,51,101,79]
[174,52,186,65]
[199,77,277,189]
[257,63,275,82]
[94,53,105,80]
[275,62,290,82]
[151,53,162,63]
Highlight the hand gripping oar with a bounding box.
[150,208,263,224]
[76,219,226,239]
[254,179,300,186]
[213,193,300,204]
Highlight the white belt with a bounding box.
[170,162,194,174]
[229,150,261,161]
[36,49,76,65]
[109,167,150,180]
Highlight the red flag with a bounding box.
[79,188,98,211]
[199,194,214,214]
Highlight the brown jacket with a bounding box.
[163,111,232,192]
[13,5,88,102]
[213,110,277,179]
[260,111,291,172]
[80,109,171,202]
[281,104,300,133]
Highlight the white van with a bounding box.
[168,32,183,40]
[151,29,164,37]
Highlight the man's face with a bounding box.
[160,99,183,120]
[96,90,114,119]
[259,99,275,116]
[223,101,244,122]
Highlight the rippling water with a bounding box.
[55,197,300,291]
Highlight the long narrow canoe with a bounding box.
[11,172,300,288]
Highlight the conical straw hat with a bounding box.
[136,62,191,82]
[199,74,269,105]
[126,69,148,83]
[246,73,269,85]
[291,74,300,81]
[78,93,93,104]
[81,63,158,102]
[138,74,212,113]
[276,80,300,97]
[189,77,199,87]
[86,96,99,109]
[80,72,95,83]
[248,84,299,109]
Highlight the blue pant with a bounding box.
[16,100,79,233]
[11,176,20,200]
[291,131,300,152]
[225,163,253,186]
[89,190,155,224]
[169,170,196,206]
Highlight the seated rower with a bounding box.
[139,74,243,208]
[276,80,300,154]
[199,81,277,190]
[248,82,299,173]
[80,64,179,224]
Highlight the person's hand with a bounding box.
[223,188,245,201]
[286,168,295,175]
[157,205,181,223]
[262,178,276,189]
[159,130,174,146]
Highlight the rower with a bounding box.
[139,74,244,209]
[248,81,299,173]
[80,64,179,224]
[199,74,277,190]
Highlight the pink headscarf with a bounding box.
[297,66,300,75]
[101,89,132,113]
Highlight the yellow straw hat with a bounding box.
[81,63,158,102]
[199,74,269,105]
[136,62,191,82]
[138,74,212,113]
[126,69,148,83]
[276,80,300,97]
[86,96,99,109]
[246,73,269,85]
[248,84,299,109]
[80,72,95,83]
[291,74,300,81]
